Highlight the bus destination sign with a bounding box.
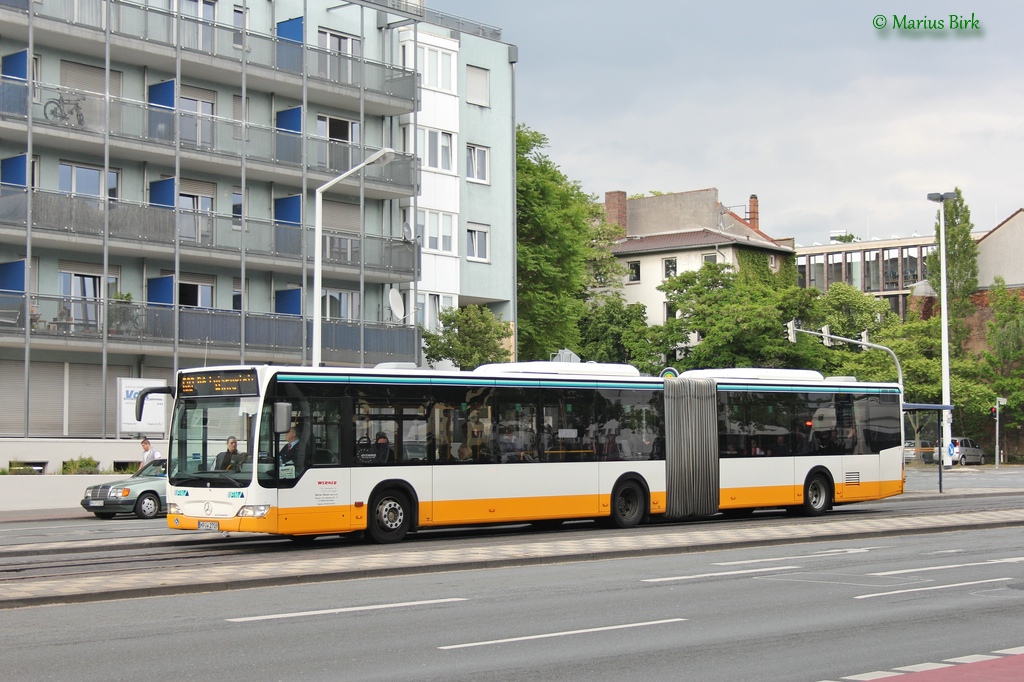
[178,370,259,398]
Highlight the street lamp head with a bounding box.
[926,191,957,202]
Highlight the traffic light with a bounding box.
[860,330,870,345]
[992,406,998,420]
[821,325,833,347]
[786,320,797,343]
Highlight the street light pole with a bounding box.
[313,147,395,367]
[927,191,957,469]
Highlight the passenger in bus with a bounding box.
[373,431,395,464]
[813,429,840,454]
[456,443,473,461]
[499,425,525,462]
[215,436,241,470]
[768,435,791,457]
[748,439,765,456]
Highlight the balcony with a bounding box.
[0,80,417,199]
[0,291,417,366]
[0,0,418,115]
[0,187,418,283]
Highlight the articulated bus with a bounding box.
[149,362,904,542]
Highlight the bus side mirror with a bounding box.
[273,402,293,434]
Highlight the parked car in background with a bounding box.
[952,437,985,465]
[80,458,167,519]
[903,439,933,463]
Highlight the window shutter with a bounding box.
[58,260,121,279]
[466,66,489,106]
[322,200,359,231]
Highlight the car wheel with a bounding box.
[980,455,985,465]
[94,512,116,520]
[801,473,831,516]
[959,455,967,466]
[367,489,411,544]
[134,492,161,519]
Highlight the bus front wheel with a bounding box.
[801,474,831,516]
[368,489,411,544]
[609,479,645,528]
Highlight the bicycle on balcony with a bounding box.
[43,93,85,126]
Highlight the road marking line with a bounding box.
[893,662,954,672]
[715,548,882,565]
[854,578,1012,599]
[438,618,686,650]
[227,598,468,622]
[841,671,904,680]
[643,566,801,582]
[994,646,1024,655]
[870,557,1024,576]
[944,654,1002,664]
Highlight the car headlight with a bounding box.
[109,487,129,498]
[237,505,271,518]
[168,502,181,515]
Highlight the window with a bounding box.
[59,264,117,331]
[232,277,246,311]
[703,253,717,264]
[232,5,247,47]
[417,293,454,331]
[179,278,213,308]
[663,258,676,279]
[467,223,489,261]
[466,65,489,106]
[177,187,214,243]
[627,261,640,283]
[321,288,359,321]
[232,188,243,229]
[769,254,777,268]
[405,208,454,254]
[467,144,489,183]
[58,162,119,199]
[316,115,359,172]
[409,44,454,93]
[181,0,215,52]
[179,86,215,149]
[410,126,453,171]
[317,28,359,84]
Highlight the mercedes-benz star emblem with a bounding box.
[204,502,213,516]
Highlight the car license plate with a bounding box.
[198,521,219,531]
[88,500,103,507]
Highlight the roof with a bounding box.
[610,228,792,255]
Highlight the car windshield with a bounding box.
[135,459,167,478]
[168,396,258,488]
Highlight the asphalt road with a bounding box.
[2,526,1023,682]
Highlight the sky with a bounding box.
[427,0,1024,247]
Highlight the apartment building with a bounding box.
[605,189,793,326]
[0,0,516,465]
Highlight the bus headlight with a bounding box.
[237,505,271,518]
[168,502,181,515]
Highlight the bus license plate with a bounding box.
[198,521,219,531]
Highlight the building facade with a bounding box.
[605,189,793,326]
[0,0,516,467]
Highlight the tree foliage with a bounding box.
[421,304,512,370]
[982,277,1024,430]
[516,125,598,360]
[576,292,657,367]
[925,187,979,324]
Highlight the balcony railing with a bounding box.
[4,0,417,106]
[0,291,417,364]
[0,186,417,278]
[0,80,417,194]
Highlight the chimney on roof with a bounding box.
[749,194,759,232]
[605,191,627,231]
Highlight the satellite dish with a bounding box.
[389,289,405,321]
[402,221,414,242]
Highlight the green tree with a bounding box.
[817,282,895,347]
[516,125,596,360]
[655,259,823,371]
[983,277,1024,433]
[832,233,857,243]
[576,292,657,367]
[421,304,512,370]
[925,187,979,326]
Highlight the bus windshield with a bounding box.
[168,396,259,487]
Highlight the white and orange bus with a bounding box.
[147,362,904,542]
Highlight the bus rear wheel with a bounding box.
[367,489,411,544]
[609,479,645,528]
[801,474,831,516]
